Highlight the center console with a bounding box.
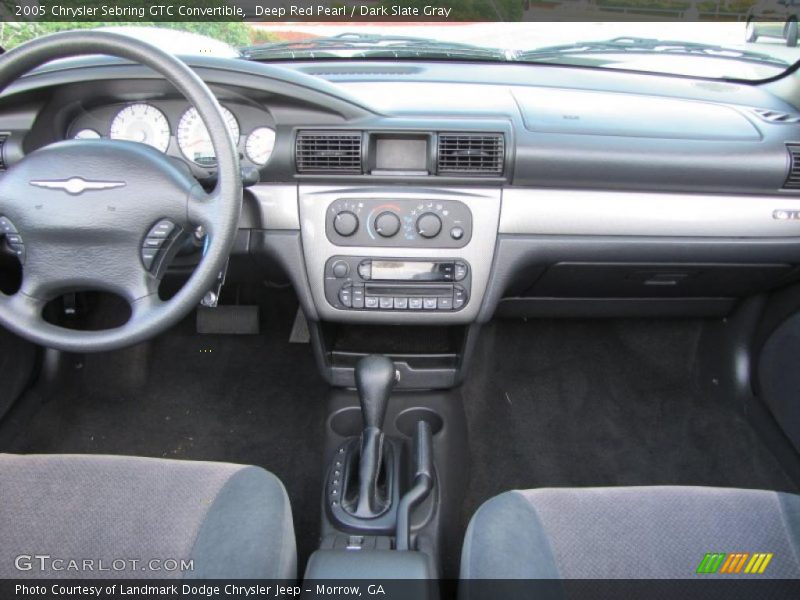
[299,186,501,325]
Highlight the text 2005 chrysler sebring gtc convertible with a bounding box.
[2,17,800,600]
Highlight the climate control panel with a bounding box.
[325,197,472,248]
[325,256,471,312]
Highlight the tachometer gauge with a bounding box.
[73,129,101,140]
[245,127,277,166]
[109,103,170,152]
[177,106,239,167]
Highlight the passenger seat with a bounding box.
[461,486,800,579]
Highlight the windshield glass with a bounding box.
[3,20,800,81]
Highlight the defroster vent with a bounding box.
[295,131,363,174]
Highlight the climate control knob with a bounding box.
[416,212,442,239]
[374,211,401,238]
[333,211,359,237]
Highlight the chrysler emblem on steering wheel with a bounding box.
[29,177,126,195]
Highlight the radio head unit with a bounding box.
[325,257,470,312]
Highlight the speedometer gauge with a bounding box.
[177,106,239,167]
[109,103,170,152]
[245,127,277,166]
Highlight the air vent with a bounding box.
[785,144,800,189]
[753,108,800,124]
[0,133,8,170]
[437,133,504,175]
[295,131,362,174]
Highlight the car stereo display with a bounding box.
[371,260,440,281]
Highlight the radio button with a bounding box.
[338,285,353,308]
[332,261,349,278]
[352,285,365,308]
[394,297,408,309]
[441,263,455,281]
[379,297,394,310]
[438,297,453,310]
[453,286,468,309]
[365,296,379,309]
[455,262,468,281]
[357,261,372,280]
[423,298,438,310]
[409,298,423,310]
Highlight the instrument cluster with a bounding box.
[67,100,277,176]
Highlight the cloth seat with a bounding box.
[0,454,296,579]
[461,485,800,579]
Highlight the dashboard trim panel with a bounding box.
[501,188,800,238]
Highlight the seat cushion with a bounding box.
[462,486,800,579]
[0,454,296,579]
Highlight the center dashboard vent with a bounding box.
[295,131,363,174]
[785,144,800,189]
[437,133,504,175]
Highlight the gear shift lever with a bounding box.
[354,355,397,516]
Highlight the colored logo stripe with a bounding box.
[744,553,774,574]
[697,553,726,574]
[697,552,773,574]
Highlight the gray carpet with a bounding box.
[8,289,328,570]
[460,318,798,528]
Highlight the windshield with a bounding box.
[3,20,800,81]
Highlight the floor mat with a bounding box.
[8,289,328,570]
[460,318,799,528]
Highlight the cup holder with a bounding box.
[394,408,444,438]
[329,407,363,438]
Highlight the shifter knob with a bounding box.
[355,355,396,430]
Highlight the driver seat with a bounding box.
[0,454,296,579]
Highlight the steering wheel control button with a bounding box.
[1,218,25,264]
[141,219,178,271]
[140,248,158,270]
[148,220,176,239]
[375,211,401,238]
[332,261,349,278]
[0,217,19,234]
[416,213,443,239]
[450,226,465,240]
[333,211,359,237]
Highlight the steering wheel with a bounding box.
[0,31,242,352]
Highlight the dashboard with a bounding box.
[4,54,800,337]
